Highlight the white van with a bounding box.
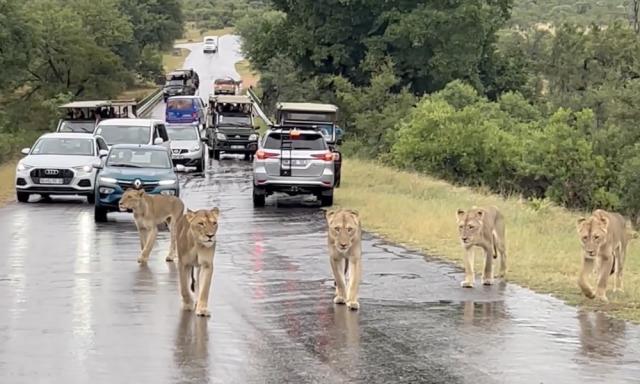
[203,36,218,54]
[93,118,170,150]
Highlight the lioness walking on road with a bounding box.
[326,208,362,310]
[175,208,219,317]
[119,189,185,264]
[456,206,507,288]
[576,209,637,302]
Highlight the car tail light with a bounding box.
[192,112,198,119]
[256,150,279,160]
[311,152,334,161]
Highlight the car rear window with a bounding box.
[167,99,195,110]
[264,133,327,150]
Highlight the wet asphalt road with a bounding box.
[2,37,640,384]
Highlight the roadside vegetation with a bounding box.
[182,0,267,32]
[236,0,640,321]
[510,0,631,27]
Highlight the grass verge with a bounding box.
[118,84,158,102]
[176,23,235,43]
[235,60,260,90]
[163,48,191,73]
[0,160,17,207]
[336,158,640,323]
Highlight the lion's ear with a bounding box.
[325,209,336,221]
[577,217,586,226]
[210,207,220,215]
[347,209,359,217]
[600,215,610,232]
[456,209,466,221]
[136,189,145,196]
[185,209,196,223]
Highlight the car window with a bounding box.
[157,124,169,141]
[58,120,95,133]
[264,133,327,150]
[97,137,109,151]
[107,148,171,169]
[31,138,95,156]
[167,126,199,140]
[165,80,183,87]
[167,98,194,111]
[95,125,151,145]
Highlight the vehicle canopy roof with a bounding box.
[209,95,252,104]
[110,143,167,151]
[276,102,338,114]
[59,100,111,109]
[39,132,96,140]
[95,118,158,127]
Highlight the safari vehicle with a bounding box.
[56,100,137,133]
[252,126,336,207]
[165,69,199,100]
[93,144,183,222]
[213,77,241,95]
[275,102,343,187]
[206,94,258,161]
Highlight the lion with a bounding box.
[576,209,637,301]
[175,208,220,317]
[456,206,507,288]
[118,189,185,264]
[326,208,362,310]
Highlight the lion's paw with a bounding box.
[346,301,360,310]
[196,307,211,317]
[165,255,175,262]
[595,294,609,303]
[460,280,474,288]
[333,296,346,305]
[482,278,494,286]
[182,301,195,311]
[137,256,148,264]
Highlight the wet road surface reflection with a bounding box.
[2,37,640,383]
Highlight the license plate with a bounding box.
[40,178,63,185]
[174,155,184,159]
[283,160,308,166]
[231,145,244,149]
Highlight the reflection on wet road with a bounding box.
[2,37,640,384]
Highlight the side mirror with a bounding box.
[92,159,103,169]
[154,137,164,145]
[99,149,109,158]
[175,164,186,172]
[21,148,30,155]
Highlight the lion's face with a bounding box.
[119,188,145,211]
[326,209,360,253]
[577,214,609,257]
[186,208,220,248]
[456,208,485,248]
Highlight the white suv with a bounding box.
[252,128,336,207]
[15,132,109,203]
[93,118,170,150]
[203,36,218,53]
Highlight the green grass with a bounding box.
[235,60,260,91]
[163,48,191,73]
[0,160,17,207]
[176,23,234,43]
[336,158,640,323]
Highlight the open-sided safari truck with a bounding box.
[275,102,343,187]
[206,94,258,161]
[213,77,241,95]
[56,100,138,133]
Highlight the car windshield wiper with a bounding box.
[108,163,143,168]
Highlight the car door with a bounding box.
[157,123,171,150]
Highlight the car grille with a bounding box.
[227,134,250,141]
[172,149,188,154]
[30,168,73,185]
[117,180,159,193]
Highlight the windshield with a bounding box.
[58,120,95,133]
[167,126,199,140]
[106,148,171,169]
[31,138,94,156]
[204,39,215,44]
[167,99,194,111]
[264,133,327,150]
[281,111,335,123]
[95,125,150,146]
[218,113,251,127]
[165,80,183,87]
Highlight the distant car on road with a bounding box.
[252,127,336,207]
[213,77,241,95]
[93,144,183,222]
[93,118,170,151]
[165,96,207,129]
[166,123,206,173]
[15,132,109,204]
[203,36,218,53]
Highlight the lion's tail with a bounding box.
[190,266,195,292]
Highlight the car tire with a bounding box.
[244,152,251,161]
[94,205,108,223]
[87,193,96,204]
[253,188,266,207]
[213,150,220,161]
[320,190,334,207]
[16,191,29,203]
[195,158,204,173]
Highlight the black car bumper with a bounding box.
[215,141,258,154]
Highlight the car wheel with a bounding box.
[320,190,334,207]
[253,188,266,207]
[94,205,108,223]
[16,191,29,203]
[208,147,214,158]
[213,150,220,161]
[87,193,96,204]
[244,152,251,161]
[195,158,204,173]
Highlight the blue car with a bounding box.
[93,144,183,222]
[165,96,207,128]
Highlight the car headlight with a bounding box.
[216,133,226,140]
[73,165,93,174]
[99,187,115,194]
[159,179,176,186]
[191,145,200,152]
[160,190,176,196]
[17,163,33,172]
[100,177,117,184]
[249,134,258,141]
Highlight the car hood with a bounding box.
[217,126,255,135]
[100,167,176,181]
[170,140,200,149]
[23,155,96,168]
